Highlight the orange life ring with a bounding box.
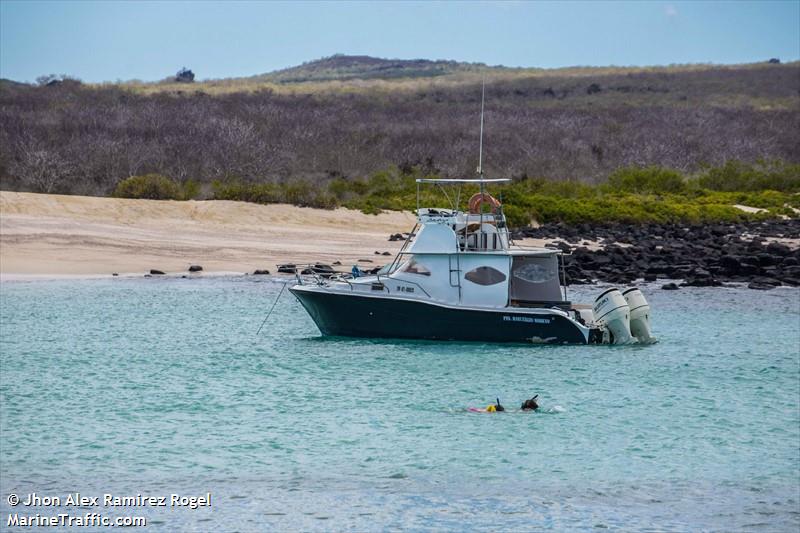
[468,192,501,214]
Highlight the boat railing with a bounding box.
[297,268,431,298]
[292,263,345,286]
[507,242,569,255]
[324,275,390,294]
[459,229,507,252]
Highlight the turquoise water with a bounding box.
[1,277,798,531]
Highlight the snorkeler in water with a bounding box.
[521,395,539,411]
[469,396,539,413]
[469,398,505,413]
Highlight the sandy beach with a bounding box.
[0,191,417,277]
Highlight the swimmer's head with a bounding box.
[486,404,496,412]
[521,395,539,411]
[495,398,505,412]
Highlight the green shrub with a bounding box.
[212,180,282,203]
[606,166,686,194]
[211,179,340,209]
[695,160,800,192]
[113,174,181,200]
[499,204,530,228]
[181,180,200,200]
[205,162,799,227]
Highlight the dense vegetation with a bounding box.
[113,174,198,201]
[1,55,798,226]
[207,161,800,226]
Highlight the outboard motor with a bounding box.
[593,288,634,344]
[623,287,656,344]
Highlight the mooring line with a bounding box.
[256,282,288,335]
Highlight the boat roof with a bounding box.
[508,247,560,256]
[408,247,559,256]
[415,178,511,184]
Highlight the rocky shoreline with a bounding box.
[511,219,800,289]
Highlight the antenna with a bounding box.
[477,78,485,177]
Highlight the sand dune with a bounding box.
[0,192,416,277]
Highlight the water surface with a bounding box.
[1,277,798,531]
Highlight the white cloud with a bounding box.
[665,4,678,18]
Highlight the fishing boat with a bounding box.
[289,87,656,345]
[289,178,655,345]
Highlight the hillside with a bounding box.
[252,54,500,83]
[0,56,798,205]
[109,55,800,96]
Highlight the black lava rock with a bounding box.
[522,219,800,289]
[766,242,791,256]
[682,277,723,287]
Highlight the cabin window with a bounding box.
[464,266,506,286]
[401,258,431,276]
[509,255,562,302]
[512,260,556,283]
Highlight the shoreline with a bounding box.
[0,191,415,276]
[2,191,798,289]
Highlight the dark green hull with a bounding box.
[290,286,592,344]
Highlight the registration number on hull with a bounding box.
[503,316,551,324]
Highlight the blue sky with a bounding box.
[1,0,798,82]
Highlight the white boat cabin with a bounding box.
[346,178,567,310]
